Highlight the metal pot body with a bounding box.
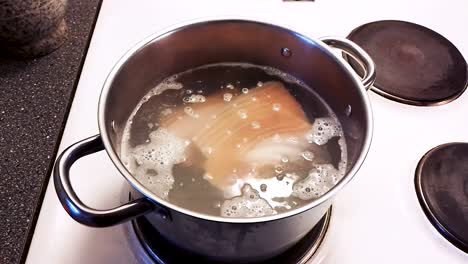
[54,19,374,263]
[132,189,332,262]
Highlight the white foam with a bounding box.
[306,117,342,145]
[147,77,183,98]
[120,74,185,171]
[122,128,186,200]
[338,137,348,173]
[221,184,277,217]
[292,164,340,200]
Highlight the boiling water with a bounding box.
[121,63,347,218]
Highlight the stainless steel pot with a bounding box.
[54,19,375,263]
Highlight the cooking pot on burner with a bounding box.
[54,19,375,263]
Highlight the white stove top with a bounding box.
[26,0,468,263]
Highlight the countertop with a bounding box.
[0,1,101,263]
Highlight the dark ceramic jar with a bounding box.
[0,0,67,58]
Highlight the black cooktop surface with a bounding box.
[415,143,468,253]
[347,20,467,106]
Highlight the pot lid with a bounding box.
[415,142,468,253]
[346,20,467,106]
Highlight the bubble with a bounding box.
[345,105,352,116]
[141,96,149,103]
[183,94,206,103]
[251,121,261,129]
[203,173,214,181]
[275,165,284,174]
[257,81,263,87]
[276,173,285,181]
[220,184,276,217]
[272,134,281,142]
[223,93,233,102]
[184,106,199,118]
[242,88,249,94]
[237,109,248,119]
[226,83,235,89]
[186,89,193,94]
[203,146,214,155]
[272,103,281,111]
[287,136,299,144]
[281,156,289,163]
[301,151,314,161]
[260,184,267,192]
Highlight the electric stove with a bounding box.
[25,0,468,263]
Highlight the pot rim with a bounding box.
[98,16,374,224]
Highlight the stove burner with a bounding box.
[415,143,468,253]
[346,20,467,106]
[132,207,331,264]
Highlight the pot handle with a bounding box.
[54,134,156,227]
[320,37,376,90]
